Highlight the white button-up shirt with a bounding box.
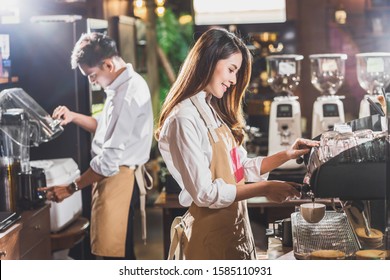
[158,91,268,208]
[90,64,153,177]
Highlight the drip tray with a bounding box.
[291,211,360,259]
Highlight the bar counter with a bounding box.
[154,191,335,259]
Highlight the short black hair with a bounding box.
[71,32,119,69]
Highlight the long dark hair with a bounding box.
[156,28,252,144]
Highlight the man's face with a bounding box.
[78,60,115,88]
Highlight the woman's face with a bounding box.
[204,52,242,99]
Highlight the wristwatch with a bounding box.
[68,181,80,194]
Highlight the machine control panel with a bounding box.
[322,103,339,117]
[276,104,293,118]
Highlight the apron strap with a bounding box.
[190,96,219,143]
[167,216,184,260]
[134,165,153,244]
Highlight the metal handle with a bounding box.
[366,97,385,116]
[296,156,304,164]
[33,225,41,230]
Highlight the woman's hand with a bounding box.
[264,180,301,203]
[377,95,386,114]
[286,138,319,160]
[52,105,75,126]
[260,138,319,174]
[38,185,73,203]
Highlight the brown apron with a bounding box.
[91,166,135,257]
[168,96,256,260]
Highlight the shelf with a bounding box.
[0,76,19,84]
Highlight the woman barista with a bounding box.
[156,28,318,260]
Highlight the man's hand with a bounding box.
[38,185,73,203]
[52,105,75,126]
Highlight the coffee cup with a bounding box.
[300,203,326,223]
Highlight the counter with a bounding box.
[0,223,22,260]
[0,204,51,260]
[154,191,335,259]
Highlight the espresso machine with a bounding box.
[356,52,390,118]
[0,88,63,212]
[292,114,389,259]
[266,54,303,169]
[310,53,347,138]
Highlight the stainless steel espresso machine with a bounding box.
[0,88,63,212]
[292,114,389,259]
[266,54,304,169]
[310,53,347,138]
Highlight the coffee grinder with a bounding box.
[310,53,347,138]
[266,54,303,169]
[0,88,63,211]
[356,52,390,118]
[0,108,31,211]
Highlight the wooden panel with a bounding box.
[20,204,51,259]
[0,223,22,260]
[20,236,51,260]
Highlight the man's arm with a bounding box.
[39,167,105,203]
[69,112,97,133]
[52,105,97,133]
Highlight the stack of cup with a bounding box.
[355,227,384,248]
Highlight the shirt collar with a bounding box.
[104,64,134,98]
[196,91,212,103]
[194,91,222,126]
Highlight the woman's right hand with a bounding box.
[287,138,320,160]
[264,180,301,203]
[52,105,74,126]
[377,95,386,114]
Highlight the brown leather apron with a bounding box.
[170,96,256,260]
[91,166,135,257]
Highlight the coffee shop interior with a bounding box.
[0,0,389,260]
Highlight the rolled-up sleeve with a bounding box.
[238,146,269,182]
[159,117,236,208]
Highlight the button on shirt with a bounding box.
[90,64,153,177]
[158,91,268,208]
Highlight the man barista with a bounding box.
[40,32,153,259]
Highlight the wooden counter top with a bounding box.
[0,205,51,259]
[154,191,337,209]
[276,250,296,260]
